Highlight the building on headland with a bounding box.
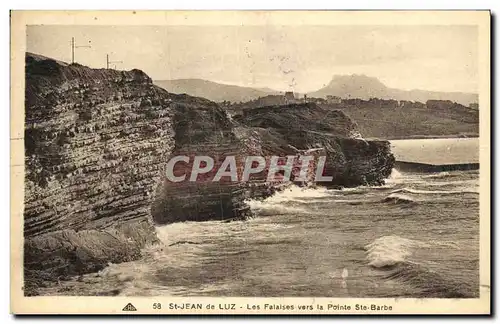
[398,100,412,108]
[284,91,296,104]
[326,95,342,104]
[469,103,479,110]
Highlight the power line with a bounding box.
[106,54,123,69]
[70,37,92,64]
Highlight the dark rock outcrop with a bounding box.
[149,102,253,225]
[23,53,252,293]
[229,96,479,139]
[235,103,394,187]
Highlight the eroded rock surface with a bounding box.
[24,53,251,292]
[235,103,395,187]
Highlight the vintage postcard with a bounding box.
[10,10,491,315]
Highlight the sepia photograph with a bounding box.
[10,10,491,315]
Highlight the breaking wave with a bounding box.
[421,170,478,180]
[385,168,406,184]
[391,187,478,195]
[382,193,417,205]
[245,200,308,216]
[365,236,427,268]
[381,262,477,298]
[365,236,477,298]
[258,186,331,203]
[423,171,453,179]
[245,186,330,215]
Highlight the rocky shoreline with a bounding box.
[23,52,394,295]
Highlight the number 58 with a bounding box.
[153,303,162,309]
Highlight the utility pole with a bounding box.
[70,37,91,64]
[106,54,123,69]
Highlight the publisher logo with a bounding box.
[122,303,137,311]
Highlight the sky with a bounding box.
[26,25,478,93]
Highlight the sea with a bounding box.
[38,138,483,298]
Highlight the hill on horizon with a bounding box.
[308,74,478,106]
[154,79,283,103]
[155,75,478,106]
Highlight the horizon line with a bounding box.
[153,76,479,95]
[26,51,479,96]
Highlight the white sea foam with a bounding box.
[330,187,363,192]
[244,186,331,215]
[365,235,428,268]
[384,168,414,185]
[423,172,451,179]
[245,200,307,215]
[391,187,478,195]
[382,193,417,204]
[265,186,331,202]
[388,168,403,181]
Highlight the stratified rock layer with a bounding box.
[23,53,250,292]
[236,103,395,187]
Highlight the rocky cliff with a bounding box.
[23,53,253,294]
[326,98,479,139]
[23,53,394,294]
[229,96,479,139]
[235,103,394,187]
